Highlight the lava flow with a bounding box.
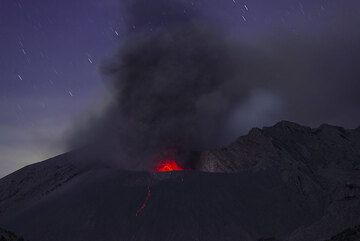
[154,160,184,172]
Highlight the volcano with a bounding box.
[0,121,360,241]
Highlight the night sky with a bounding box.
[1,0,360,177]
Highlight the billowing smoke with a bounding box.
[68,0,360,170]
[68,0,266,170]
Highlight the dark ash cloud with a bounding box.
[68,0,360,170]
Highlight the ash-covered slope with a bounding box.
[0,168,313,241]
[0,227,24,241]
[324,225,360,241]
[199,121,360,240]
[0,121,359,241]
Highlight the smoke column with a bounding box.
[68,0,266,170]
[68,0,360,170]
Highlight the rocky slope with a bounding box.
[324,225,360,241]
[0,227,24,241]
[0,121,359,241]
[199,121,360,240]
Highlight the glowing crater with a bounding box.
[155,160,184,172]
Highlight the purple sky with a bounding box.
[1,0,359,177]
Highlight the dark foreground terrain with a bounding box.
[0,121,359,241]
[0,227,24,241]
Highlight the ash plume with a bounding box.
[68,0,360,170]
[69,0,265,170]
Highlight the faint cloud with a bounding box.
[227,89,283,136]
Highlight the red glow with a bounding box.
[155,160,184,172]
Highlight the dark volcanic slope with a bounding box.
[199,121,360,241]
[0,121,359,241]
[0,168,312,241]
[325,225,360,241]
[0,227,24,241]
